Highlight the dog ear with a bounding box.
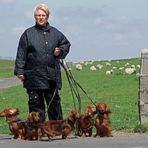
[0,111,6,117]
[28,112,33,122]
[106,108,111,114]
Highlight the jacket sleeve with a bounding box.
[14,31,28,76]
[58,32,71,59]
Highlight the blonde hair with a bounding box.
[34,3,50,18]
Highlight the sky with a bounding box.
[0,0,148,62]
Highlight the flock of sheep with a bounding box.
[74,60,140,76]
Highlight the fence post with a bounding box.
[139,49,148,124]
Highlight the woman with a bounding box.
[14,3,71,121]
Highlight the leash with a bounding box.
[45,85,58,118]
[45,61,60,119]
[60,60,82,113]
[60,60,96,107]
[60,59,98,136]
[60,60,81,136]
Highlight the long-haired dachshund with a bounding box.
[94,102,113,137]
[0,108,30,140]
[0,109,41,140]
[0,108,23,139]
[38,110,80,140]
[9,111,41,140]
[25,111,41,140]
[76,104,96,137]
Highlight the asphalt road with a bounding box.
[0,133,148,148]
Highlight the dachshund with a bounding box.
[8,111,41,140]
[9,111,41,140]
[25,111,41,140]
[0,108,23,139]
[38,110,80,141]
[0,109,41,140]
[76,104,96,137]
[94,102,113,137]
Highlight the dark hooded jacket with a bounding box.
[14,23,71,89]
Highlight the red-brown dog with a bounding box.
[25,111,41,140]
[0,108,22,139]
[10,111,41,140]
[38,110,80,140]
[76,104,96,137]
[94,102,113,137]
[0,109,41,140]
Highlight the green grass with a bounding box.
[0,58,144,134]
[0,59,15,77]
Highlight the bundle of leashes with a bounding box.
[46,59,96,120]
[59,59,96,113]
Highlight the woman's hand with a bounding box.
[17,75,24,81]
[54,47,61,57]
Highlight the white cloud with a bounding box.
[12,26,26,35]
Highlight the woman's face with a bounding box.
[34,9,48,26]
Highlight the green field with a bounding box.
[0,58,145,134]
[0,59,15,77]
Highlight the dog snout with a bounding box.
[98,109,105,114]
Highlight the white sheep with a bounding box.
[112,66,117,70]
[105,62,111,66]
[137,65,140,69]
[119,67,124,70]
[75,64,82,70]
[131,64,136,69]
[125,62,130,67]
[96,64,103,69]
[125,68,136,75]
[106,70,114,75]
[90,66,97,71]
